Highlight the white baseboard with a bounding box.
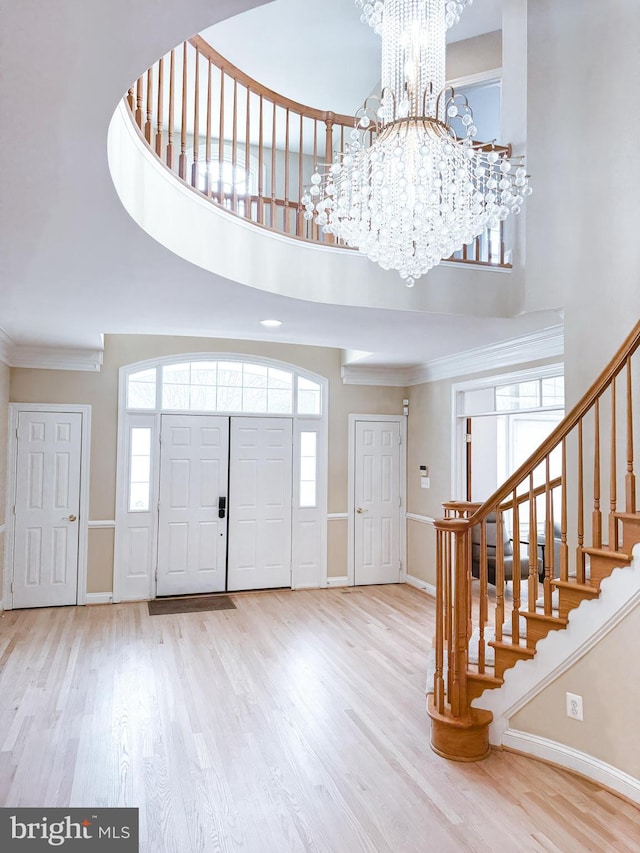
[326,576,350,588]
[502,729,640,805]
[85,592,113,605]
[405,574,436,597]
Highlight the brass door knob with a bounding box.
[65,514,77,522]
[356,507,366,514]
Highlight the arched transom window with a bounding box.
[126,357,322,416]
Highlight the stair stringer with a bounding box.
[471,545,640,744]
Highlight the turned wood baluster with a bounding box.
[191,46,200,189]
[478,519,488,673]
[145,68,153,144]
[450,522,470,718]
[179,42,188,181]
[528,473,538,611]
[135,77,143,129]
[167,50,175,170]
[284,108,290,233]
[626,357,636,513]
[155,57,164,157]
[271,104,277,228]
[512,493,522,639]
[258,95,264,224]
[609,377,618,548]
[246,88,252,220]
[324,114,335,244]
[127,86,135,111]
[231,80,238,213]
[495,511,505,643]
[205,59,212,197]
[544,456,553,614]
[312,120,319,242]
[435,529,445,714]
[593,397,602,548]
[577,420,586,583]
[297,114,304,237]
[560,437,569,582]
[218,71,225,205]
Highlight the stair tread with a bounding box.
[552,579,599,593]
[613,512,640,521]
[488,640,536,657]
[582,546,631,561]
[522,611,568,626]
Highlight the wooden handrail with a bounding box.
[429,318,640,761]
[464,320,640,528]
[123,35,514,267]
[189,36,355,128]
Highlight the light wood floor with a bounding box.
[0,585,637,852]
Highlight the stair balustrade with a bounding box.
[124,36,511,267]
[429,320,640,761]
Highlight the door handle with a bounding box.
[218,496,226,519]
[356,507,367,514]
[65,514,77,522]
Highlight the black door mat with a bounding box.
[148,594,237,616]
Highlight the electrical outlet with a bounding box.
[566,692,583,721]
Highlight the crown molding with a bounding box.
[0,329,103,371]
[341,325,564,387]
[341,365,413,386]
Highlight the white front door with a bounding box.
[12,411,82,608]
[354,420,401,585]
[227,417,293,591]
[157,415,229,596]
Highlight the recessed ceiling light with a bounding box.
[260,319,283,328]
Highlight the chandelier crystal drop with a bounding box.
[302,0,531,286]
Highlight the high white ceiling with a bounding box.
[202,0,504,116]
[0,0,561,370]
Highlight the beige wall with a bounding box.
[405,357,562,585]
[0,361,9,598]
[10,335,404,592]
[507,0,640,780]
[510,603,640,780]
[327,519,348,579]
[446,31,502,80]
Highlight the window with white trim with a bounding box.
[129,427,152,511]
[299,432,317,508]
[126,359,321,416]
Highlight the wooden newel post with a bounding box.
[428,516,493,763]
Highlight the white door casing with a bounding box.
[11,411,83,608]
[227,417,293,591]
[157,415,229,596]
[353,419,402,586]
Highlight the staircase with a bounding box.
[427,320,640,761]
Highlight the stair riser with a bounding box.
[589,554,630,587]
[622,520,640,554]
[492,645,535,680]
[525,619,566,650]
[557,586,599,619]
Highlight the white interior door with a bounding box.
[227,417,292,591]
[12,411,82,608]
[157,415,229,596]
[354,420,401,585]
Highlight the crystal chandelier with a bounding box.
[301,0,531,286]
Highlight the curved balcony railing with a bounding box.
[126,35,512,267]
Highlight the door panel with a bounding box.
[157,415,229,596]
[227,417,292,591]
[13,411,82,608]
[354,421,401,585]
